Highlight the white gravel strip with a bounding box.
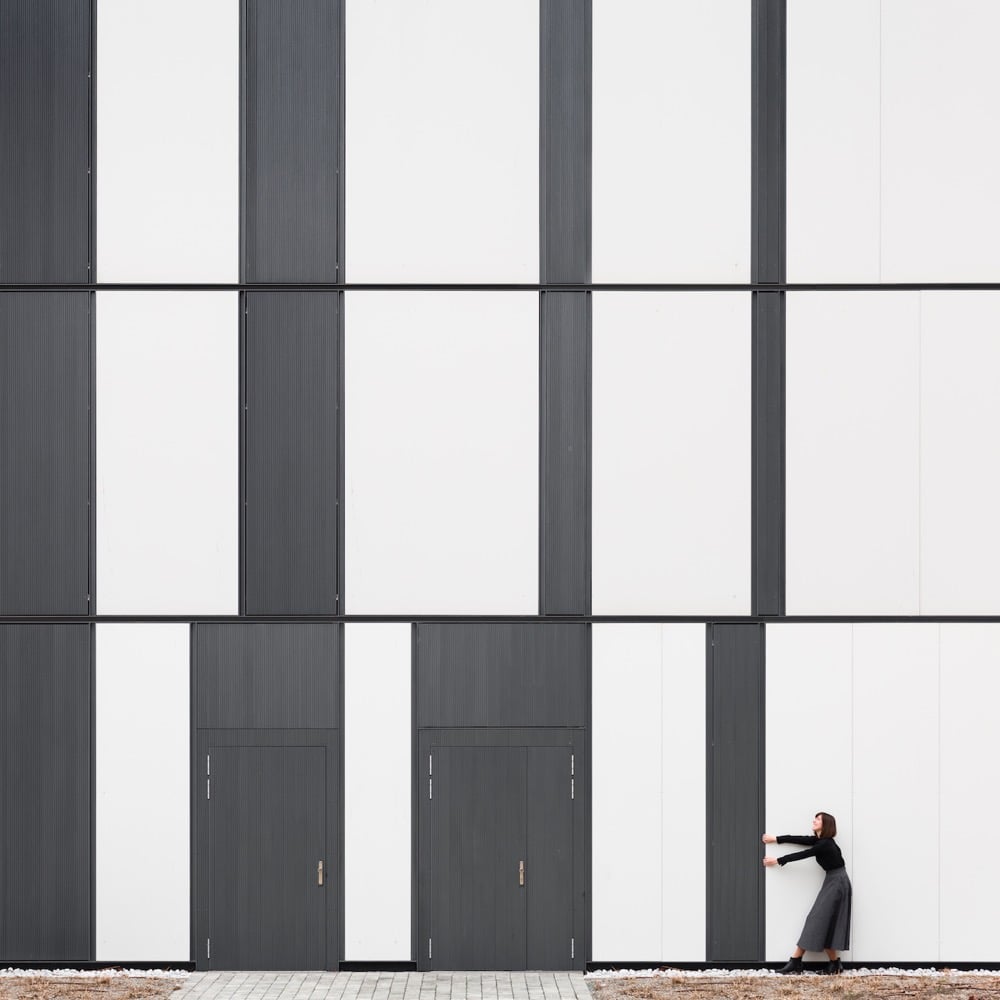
[586,966,998,979]
[0,969,188,979]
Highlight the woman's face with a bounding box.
[812,814,823,834]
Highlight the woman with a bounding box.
[762,812,851,976]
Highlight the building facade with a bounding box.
[1,0,999,971]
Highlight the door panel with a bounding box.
[429,746,526,970]
[208,745,327,969]
[526,746,575,969]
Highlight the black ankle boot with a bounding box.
[777,956,804,975]
[823,958,843,976]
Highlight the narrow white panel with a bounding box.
[920,293,1000,613]
[786,0,880,282]
[97,292,238,613]
[660,625,706,962]
[852,624,939,961]
[346,0,537,282]
[764,624,852,961]
[96,0,238,281]
[786,293,920,614]
[593,0,750,281]
[96,624,190,960]
[592,293,751,614]
[344,624,411,959]
[592,625,662,959]
[881,2,1000,281]
[939,625,1000,959]
[345,292,537,613]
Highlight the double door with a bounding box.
[419,733,583,970]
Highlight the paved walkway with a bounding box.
[175,972,592,1000]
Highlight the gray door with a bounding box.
[426,745,574,970]
[208,745,327,969]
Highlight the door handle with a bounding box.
[518,860,525,886]
[318,861,324,886]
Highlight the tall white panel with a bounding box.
[786,0,880,282]
[852,624,939,961]
[593,624,705,961]
[96,292,239,613]
[344,292,537,613]
[764,624,852,961]
[95,624,189,960]
[786,293,920,614]
[593,624,662,959]
[592,293,751,614]
[346,0,537,282]
[592,0,750,282]
[659,624,706,961]
[920,293,1000,613]
[881,2,1000,281]
[939,625,1000,959]
[96,0,238,281]
[344,624,411,959]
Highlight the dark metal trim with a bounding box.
[238,294,247,615]
[88,0,96,282]
[336,293,345,614]
[409,623,419,965]
[89,623,96,960]
[88,292,96,612]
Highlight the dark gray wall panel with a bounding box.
[706,623,764,962]
[244,292,339,614]
[540,0,591,283]
[539,293,591,615]
[752,292,785,616]
[415,624,589,729]
[243,0,341,282]
[196,623,340,729]
[751,0,786,283]
[0,1,91,283]
[0,625,92,961]
[0,293,90,614]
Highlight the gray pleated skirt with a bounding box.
[797,867,852,952]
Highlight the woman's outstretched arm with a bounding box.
[776,834,817,846]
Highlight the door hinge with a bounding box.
[428,937,432,960]
[207,755,211,799]
[207,938,211,960]
[570,753,575,800]
[571,937,575,960]
[429,753,433,799]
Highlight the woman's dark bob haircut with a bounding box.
[815,812,837,839]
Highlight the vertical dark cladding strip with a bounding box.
[751,0,786,616]
[707,623,765,962]
[539,0,592,615]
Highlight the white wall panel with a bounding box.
[852,624,939,961]
[881,2,1000,282]
[592,293,751,614]
[96,0,238,281]
[786,293,920,614]
[939,625,1000,959]
[96,292,238,613]
[593,624,662,959]
[592,0,749,282]
[344,624,411,959]
[920,293,1000,613]
[95,624,189,960]
[764,624,852,961]
[344,292,537,613]
[346,0,537,282]
[593,624,704,961]
[786,0,880,282]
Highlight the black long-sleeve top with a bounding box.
[776,835,845,870]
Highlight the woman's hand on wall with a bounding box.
[761,833,777,844]
[762,856,778,867]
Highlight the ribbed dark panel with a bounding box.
[243,0,341,282]
[0,293,90,614]
[415,624,589,729]
[540,292,591,615]
[195,623,340,729]
[751,0,786,284]
[706,623,765,962]
[752,292,785,615]
[0,1,90,283]
[0,625,91,962]
[244,292,339,614]
[540,0,591,283]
